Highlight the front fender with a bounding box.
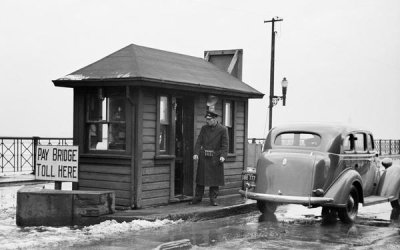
[324,169,363,207]
[377,163,400,200]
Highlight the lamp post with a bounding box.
[265,17,288,131]
[268,77,289,130]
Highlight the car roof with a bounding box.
[271,123,358,136]
[267,123,373,153]
[273,123,373,134]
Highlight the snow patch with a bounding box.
[60,74,90,80]
[0,184,182,249]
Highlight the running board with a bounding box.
[363,195,394,207]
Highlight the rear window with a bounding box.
[274,132,321,147]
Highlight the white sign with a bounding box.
[35,145,79,182]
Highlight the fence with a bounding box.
[2,136,399,173]
[0,137,73,173]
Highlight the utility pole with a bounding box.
[265,17,283,131]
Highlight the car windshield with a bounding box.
[274,132,321,147]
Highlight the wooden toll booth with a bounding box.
[53,44,263,208]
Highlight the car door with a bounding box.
[353,132,376,196]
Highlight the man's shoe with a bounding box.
[210,200,218,206]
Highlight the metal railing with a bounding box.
[248,138,400,156]
[0,137,73,173]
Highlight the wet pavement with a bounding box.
[69,204,400,250]
[2,174,400,249]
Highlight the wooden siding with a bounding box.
[221,100,246,195]
[139,90,172,207]
[193,96,246,197]
[79,155,132,207]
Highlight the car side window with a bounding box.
[354,133,366,153]
[343,134,354,152]
[366,134,375,152]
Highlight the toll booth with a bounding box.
[53,44,263,208]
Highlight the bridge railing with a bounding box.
[248,138,400,156]
[0,137,73,174]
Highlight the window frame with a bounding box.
[223,99,236,155]
[367,133,376,154]
[85,87,128,154]
[156,94,173,156]
[354,132,367,153]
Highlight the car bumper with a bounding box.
[239,189,334,205]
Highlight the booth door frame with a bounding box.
[173,96,194,199]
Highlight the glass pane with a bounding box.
[343,136,352,151]
[88,94,105,121]
[159,124,168,152]
[109,123,126,150]
[224,102,232,127]
[89,124,109,150]
[102,99,107,121]
[354,133,365,152]
[300,133,321,147]
[369,135,375,150]
[160,96,169,124]
[275,133,321,147]
[109,97,125,121]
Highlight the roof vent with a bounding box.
[204,49,243,80]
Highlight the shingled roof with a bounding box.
[53,44,263,98]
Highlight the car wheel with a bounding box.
[338,185,359,224]
[257,201,277,214]
[321,207,337,223]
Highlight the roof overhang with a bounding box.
[53,77,264,99]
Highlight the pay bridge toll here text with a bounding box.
[35,145,79,182]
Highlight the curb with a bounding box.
[102,201,257,223]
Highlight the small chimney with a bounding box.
[204,49,243,80]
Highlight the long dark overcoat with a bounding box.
[194,122,229,186]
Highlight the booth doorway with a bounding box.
[174,97,194,199]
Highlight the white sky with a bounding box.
[0,0,399,139]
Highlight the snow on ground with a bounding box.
[0,183,182,249]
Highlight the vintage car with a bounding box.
[239,124,400,223]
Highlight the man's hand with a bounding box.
[220,157,225,162]
[193,155,199,160]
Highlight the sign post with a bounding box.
[35,145,79,190]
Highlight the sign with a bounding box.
[35,145,79,182]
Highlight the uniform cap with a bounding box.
[205,111,219,119]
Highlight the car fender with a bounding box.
[324,169,363,206]
[377,163,400,200]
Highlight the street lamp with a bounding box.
[271,77,288,106]
[269,77,289,130]
[265,17,288,131]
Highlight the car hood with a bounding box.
[255,150,317,197]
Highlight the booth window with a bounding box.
[224,101,235,153]
[159,95,170,154]
[86,88,126,151]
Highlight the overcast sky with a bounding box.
[0,0,399,139]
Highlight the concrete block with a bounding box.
[16,187,115,227]
[17,187,73,226]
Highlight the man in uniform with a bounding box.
[191,110,229,206]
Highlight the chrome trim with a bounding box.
[239,190,334,204]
